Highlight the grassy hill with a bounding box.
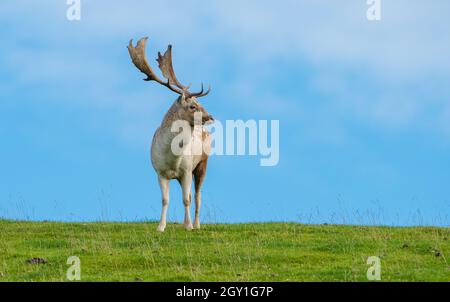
[0,220,449,281]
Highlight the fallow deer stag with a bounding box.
[128,37,213,232]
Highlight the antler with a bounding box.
[190,83,211,98]
[157,45,188,92]
[128,37,183,95]
[128,37,211,98]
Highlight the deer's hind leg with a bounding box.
[193,158,208,230]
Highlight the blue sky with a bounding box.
[1,0,449,226]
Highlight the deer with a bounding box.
[127,37,214,232]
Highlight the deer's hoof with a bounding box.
[193,222,201,230]
[157,224,166,232]
[184,223,194,231]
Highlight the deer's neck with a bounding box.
[160,100,182,129]
[155,100,193,154]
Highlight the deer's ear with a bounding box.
[178,94,187,105]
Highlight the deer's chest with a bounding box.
[151,127,203,179]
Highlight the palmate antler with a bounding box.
[128,37,210,98]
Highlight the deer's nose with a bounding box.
[202,114,214,125]
[202,114,213,121]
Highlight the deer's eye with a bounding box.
[189,105,197,110]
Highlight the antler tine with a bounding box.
[128,37,183,95]
[189,83,211,98]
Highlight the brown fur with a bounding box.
[194,158,208,193]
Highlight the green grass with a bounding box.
[0,220,449,281]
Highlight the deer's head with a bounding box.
[128,37,213,126]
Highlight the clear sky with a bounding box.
[1,0,449,226]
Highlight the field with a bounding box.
[0,220,449,281]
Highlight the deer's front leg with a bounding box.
[180,173,193,231]
[157,176,170,232]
